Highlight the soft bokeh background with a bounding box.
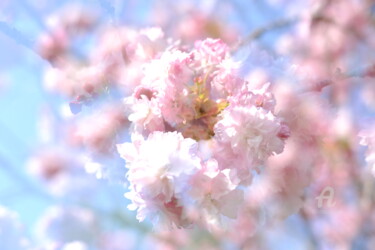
[1,0,375,249]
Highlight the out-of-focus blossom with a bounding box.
[360,128,375,175]
[97,230,138,250]
[35,206,99,247]
[27,148,98,197]
[71,104,128,155]
[0,206,30,250]
[60,241,88,250]
[118,132,200,228]
[37,6,97,65]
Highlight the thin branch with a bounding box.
[0,21,35,50]
[232,17,298,51]
[0,20,51,65]
[16,0,47,30]
[0,152,53,201]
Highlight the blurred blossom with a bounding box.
[97,230,138,250]
[27,147,99,197]
[35,206,99,247]
[360,127,375,176]
[0,206,30,250]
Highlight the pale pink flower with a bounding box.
[209,58,244,100]
[229,83,276,112]
[153,50,196,126]
[37,28,69,65]
[214,104,286,169]
[193,38,230,67]
[117,132,201,228]
[139,47,211,128]
[141,50,193,96]
[91,26,166,93]
[93,27,165,65]
[43,63,107,98]
[131,38,247,140]
[186,160,244,228]
[125,96,166,136]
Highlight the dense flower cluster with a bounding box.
[117,38,289,229]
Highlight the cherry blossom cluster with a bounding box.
[117,38,289,229]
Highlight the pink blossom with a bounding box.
[209,58,244,100]
[43,63,107,99]
[117,132,201,228]
[193,38,230,66]
[214,104,286,169]
[186,160,244,228]
[125,96,165,136]
[72,105,128,154]
[27,148,97,197]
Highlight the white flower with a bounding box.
[187,160,244,228]
[117,132,201,227]
[215,105,285,165]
